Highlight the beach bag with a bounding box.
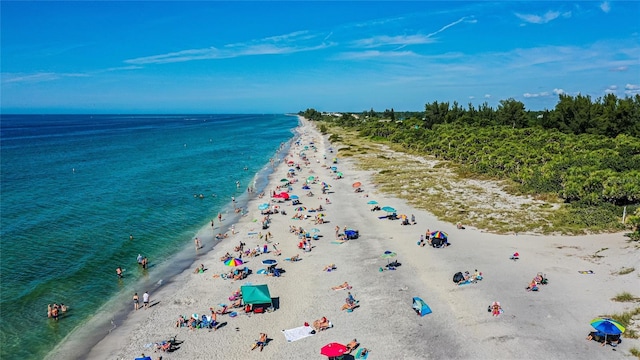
[453,272,464,283]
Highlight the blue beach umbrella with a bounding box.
[591,318,625,335]
[262,259,278,266]
[367,200,378,205]
[290,195,299,199]
[258,203,269,210]
[289,168,296,172]
[381,206,396,213]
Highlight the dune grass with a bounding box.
[606,307,640,339]
[612,292,638,302]
[320,127,559,233]
[618,267,636,275]
[320,123,615,234]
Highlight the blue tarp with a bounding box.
[412,297,432,316]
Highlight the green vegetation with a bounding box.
[618,267,636,275]
[608,307,640,338]
[300,93,640,235]
[630,347,640,359]
[612,292,637,302]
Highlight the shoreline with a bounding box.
[50,117,639,359]
[45,119,301,360]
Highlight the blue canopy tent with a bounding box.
[412,297,432,317]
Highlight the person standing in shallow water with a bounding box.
[133,293,139,311]
[51,304,59,320]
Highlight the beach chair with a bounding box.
[199,315,211,329]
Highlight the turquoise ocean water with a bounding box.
[0,114,299,359]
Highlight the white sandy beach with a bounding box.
[50,117,639,360]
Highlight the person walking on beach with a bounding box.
[218,213,222,223]
[211,219,214,229]
[143,291,150,309]
[195,237,202,250]
[335,226,340,239]
[133,293,139,311]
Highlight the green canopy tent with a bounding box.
[241,284,272,305]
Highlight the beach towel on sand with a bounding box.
[282,326,314,342]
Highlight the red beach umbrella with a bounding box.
[320,342,348,358]
[352,181,362,188]
[279,192,290,199]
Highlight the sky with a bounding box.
[1,1,639,114]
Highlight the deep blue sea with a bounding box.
[0,114,299,359]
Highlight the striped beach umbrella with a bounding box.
[430,231,448,240]
[224,258,244,267]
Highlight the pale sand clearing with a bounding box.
[51,118,639,360]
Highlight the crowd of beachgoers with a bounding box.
[49,117,639,360]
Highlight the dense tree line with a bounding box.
[299,94,640,234]
[418,94,640,138]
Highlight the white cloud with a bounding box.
[2,72,88,84]
[425,16,475,38]
[125,31,331,65]
[600,1,611,13]
[484,94,491,98]
[2,72,59,83]
[469,96,475,99]
[352,16,474,50]
[352,35,436,49]
[523,92,550,98]
[625,83,640,95]
[336,50,419,60]
[515,11,562,24]
[553,88,565,95]
[611,66,628,72]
